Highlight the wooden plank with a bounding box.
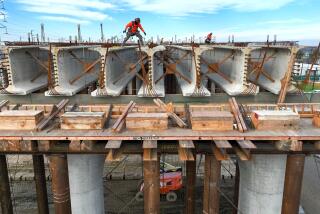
[178,147,194,161]
[153,99,187,128]
[278,48,297,103]
[20,140,37,152]
[190,110,234,131]
[61,112,106,130]
[234,146,251,161]
[105,140,122,149]
[106,147,124,161]
[236,140,257,149]
[315,141,320,150]
[126,113,168,130]
[179,140,195,149]
[281,154,305,214]
[143,148,157,161]
[112,101,135,132]
[275,140,303,152]
[229,98,244,132]
[69,140,81,152]
[0,110,44,130]
[211,143,229,161]
[231,98,248,131]
[37,99,69,131]
[203,155,221,214]
[251,110,300,130]
[214,140,232,149]
[143,140,157,149]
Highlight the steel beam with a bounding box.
[1,92,319,105]
[203,154,221,214]
[281,154,305,214]
[0,154,13,214]
[185,159,196,214]
[48,154,71,214]
[33,154,49,214]
[143,157,160,214]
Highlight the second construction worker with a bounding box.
[205,32,213,44]
[122,18,146,46]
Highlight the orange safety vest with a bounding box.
[125,21,145,33]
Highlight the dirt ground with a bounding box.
[3,154,236,214]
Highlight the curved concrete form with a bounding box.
[199,45,258,95]
[166,46,210,96]
[1,46,49,95]
[68,154,106,214]
[238,155,287,214]
[91,46,144,96]
[137,45,166,97]
[248,46,293,94]
[46,46,100,96]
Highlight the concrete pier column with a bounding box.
[0,155,13,214]
[301,155,320,213]
[33,154,49,214]
[238,154,287,214]
[281,154,305,214]
[67,154,106,214]
[48,155,71,214]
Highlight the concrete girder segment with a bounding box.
[45,46,100,96]
[166,45,210,97]
[137,45,166,97]
[1,45,49,95]
[91,46,142,96]
[199,45,259,96]
[248,45,295,94]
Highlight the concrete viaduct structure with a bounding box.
[0,41,317,214]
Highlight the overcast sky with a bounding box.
[1,0,320,45]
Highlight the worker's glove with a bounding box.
[123,30,126,33]
[144,32,146,36]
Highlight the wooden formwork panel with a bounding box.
[126,112,168,130]
[0,110,44,130]
[190,110,234,131]
[62,104,111,130]
[251,110,300,130]
[61,112,106,130]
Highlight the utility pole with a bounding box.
[77,24,82,43]
[30,30,34,42]
[36,33,39,44]
[27,33,31,43]
[100,23,104,42]
[40,23,45,43]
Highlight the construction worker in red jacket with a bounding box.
[205,32,213,44]
[122,18,146,46]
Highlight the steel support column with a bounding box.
[0,155,13,214]
[48,155,71,214]
[185,159,196,214]
[281,154,305,214]
[33,154,49,214]
[143,158,160,214]
[203,154,221,214]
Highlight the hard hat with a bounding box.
[135,18,141,23]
